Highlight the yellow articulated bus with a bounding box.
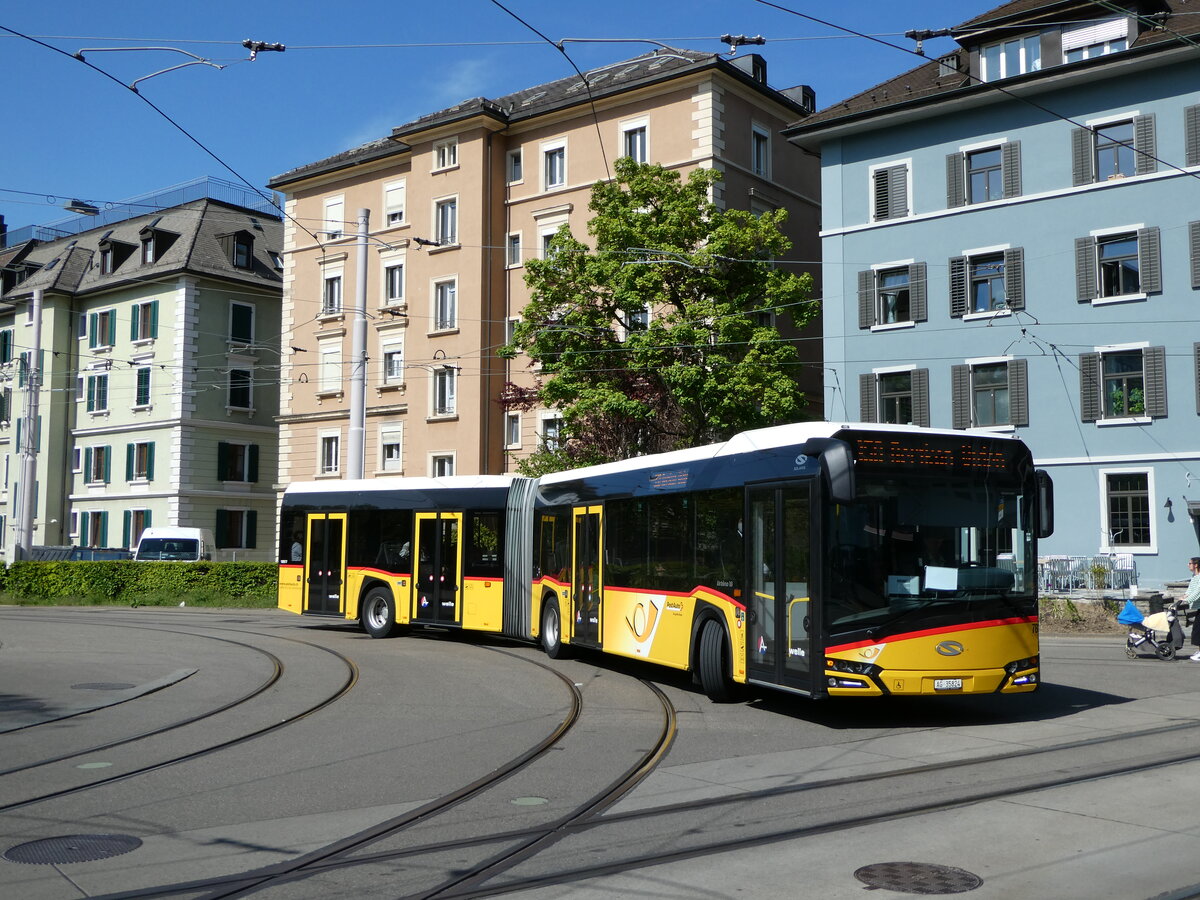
[279,422,1053,700]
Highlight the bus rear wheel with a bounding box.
[362,587,398,639]
[698,620,734,702]
[541,597,568,659]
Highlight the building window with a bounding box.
[381,428,403,472]
[88,309,116,349]
[948,143,1020,207]
[0,328,12,364]
[967,148,1002,203]
[507,233,522,267]
[79,510,109,547]
[432,454,455,477]
[232,233,253,269]
[228,369,252,409]
[131,300,159,341]
[384,263,404,304]
[540,415,564,451]
[860,369,930,426]
[1063,17,1128,63]
[85,445,111,485]
[141,235,156,264]
[128,441,155,481]
[979,34,1042,82]
[320,435,340,475]
[384,180,406,226]
[0,387,10,423]
[507,149,523,183]
[435,198,458,245]
[871,163,908,221]
[544,144,566,189]
[623,124,648,163]
[434,367,457,416]
[858,263,927,328]
[1080,346,1166,421]
[1073,115,1155,184]
[135,367,151,407]
[433,137,458,170]
[100,247,115,275]
[1105,471,1150,548]
[124,509,151,549]
[86,373,109,413]
[319,344,341,393]
[877,268,910,324]
[751,125,770,177]
[230,301,254,343]
[383,343,404,384]
[505,412,521,449]
[434,279,457,330]
[1076,228,1160,301]
[216,508,257,549]
[218,441,258,482]
[952,359,1028,429]
[324,196,345,240]
[322,274,343,315]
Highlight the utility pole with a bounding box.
[347,209,369,479]
[15,288,43,560]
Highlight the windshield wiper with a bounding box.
[866,598,958,639]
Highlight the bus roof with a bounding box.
[283,475,516,496]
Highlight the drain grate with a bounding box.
[5,834,143,865]
[71,683,136,691]
[854,862,982,895]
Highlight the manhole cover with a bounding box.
[5,834,143,865]
[854,862,983,895]
[71,683,135,691]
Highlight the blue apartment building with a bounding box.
[786,0,1200,591]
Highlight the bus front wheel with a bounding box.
[698,620,734,702]
[362,587,398,639]
[541,597,568,659]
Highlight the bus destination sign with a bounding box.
[850,435,1016,473]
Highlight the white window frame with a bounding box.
[979,33,1043,82]
[751,123,771,178]
[318,341,342,394]
[432,278,457,332]
[380,425,403,473]
[323,195,345,240]
[321,267,344,316]
[383,180,406,227]
[870,258,917,330]
[434,196,458,246]
[542,139,567,191]
[382,257,405,306]
[1098,466,1156,554]
[89,308,116,350]
[504,411,522,449]
[506,148,523,184]
[319,432,340,476]
[1094,340,1152,425]
[620,117,649,164]
[229,300,255,344]
[430,452,456,478]
[433,367,457,417]
[381,338,404,385]
[1090,223,1147,305]
[433,137,459,171]
[538,411,564,451]
[506,232,523,268]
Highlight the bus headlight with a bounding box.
[1004,655,1039,675]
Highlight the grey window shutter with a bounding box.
[951,365,970,429]
[873,169,890,220]
[949,256,968,318]
[1133,114,1157,176]
[1009,358,1029,427]
[1195,343,1200,415]
[1075,236,1097,302]
[946,153,965,208]
[1137,226,1161,294]
[1186,105,1200,168]
[1144,346,1167,418]
[1002,141,1021,198]
[909,262,927,322]
[859,373,877,422]
[1080,352,1101,422]
[858,270,874,329]
[888,165,908,218]
[1004,247,1025,310]
[1071,127,1093,186]
[1190,221,1200,289]
[912,369,930,428]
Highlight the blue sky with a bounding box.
[0,1,971,231]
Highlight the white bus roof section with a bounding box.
[284,475,516,496]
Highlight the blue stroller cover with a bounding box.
[1117,599,1144,625]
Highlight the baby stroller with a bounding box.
[1119,599,1189,660]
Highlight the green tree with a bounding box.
[501,158,816,475]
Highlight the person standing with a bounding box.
[1184,558,1200,661]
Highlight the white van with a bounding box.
[134,527,215,562]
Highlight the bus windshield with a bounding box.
[826,473,1035,638]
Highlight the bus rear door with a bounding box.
[304,513,347,616]
[413,512,463,625]
[746,483,814,694]
[571,505,602,647]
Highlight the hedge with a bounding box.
[0,561,278,606]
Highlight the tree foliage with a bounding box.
[502,158,816,474]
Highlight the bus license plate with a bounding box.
[934,678,963,691]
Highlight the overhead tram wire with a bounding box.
[0,23,325,248]
[748,0,1200,183]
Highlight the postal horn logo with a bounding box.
[935,640,965,657]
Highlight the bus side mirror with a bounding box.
[801,437,855,505]
[1036,469,1054,539]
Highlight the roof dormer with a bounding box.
[97,231,136,275]
[138,217,179,264]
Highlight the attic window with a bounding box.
[938,53,961,77]
[1062,17,1129,62]
[97,237,136,275]
[980,34,1042,82]
[233,233,253,269]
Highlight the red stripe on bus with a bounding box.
[826,616,1037,653]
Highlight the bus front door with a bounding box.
[571,506,603,647]
[746,483,813,693]
[413,512,462,625]
[304,513,347,616]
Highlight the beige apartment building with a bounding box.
[268,48,821,489]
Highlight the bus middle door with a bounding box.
[413,512,463,625]
[571,506,602,647]
[304,513,347,616]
